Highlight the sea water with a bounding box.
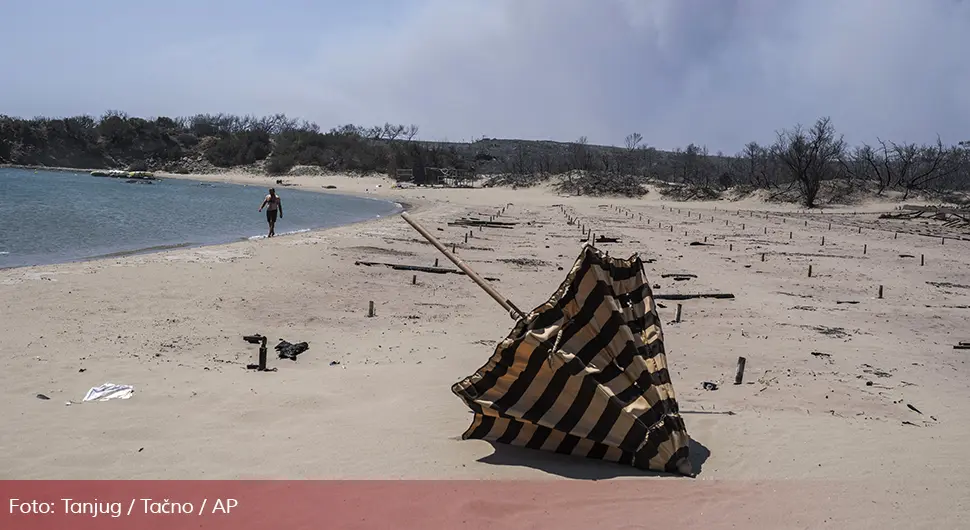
[0,168,402,269]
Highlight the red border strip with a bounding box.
[0,479,928,529]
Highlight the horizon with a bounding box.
[2,0,969,152]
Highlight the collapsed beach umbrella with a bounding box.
[401,212,692,476]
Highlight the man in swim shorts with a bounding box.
[258,188,283,237]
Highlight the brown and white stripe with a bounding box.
[452,244,693,475]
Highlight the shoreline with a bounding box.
[0,167,417,271]
[2,165,964,272]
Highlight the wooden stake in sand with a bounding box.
[243,334,270,372]
[921,254,925,266]
[761,253,765,262]
[808,265,813,277]
[864,244,867,255]
[412,274,417,285]
[675,304,683,323]
[729,244,733,251]
[878,285,884,299]
[735,357,746,385]
[790,231,793,239]
[368,301,375,317]
[400,212,525,320]
[821,236,825,246]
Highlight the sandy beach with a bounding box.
[2,172,968,527]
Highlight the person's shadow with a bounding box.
[476,438,710,479]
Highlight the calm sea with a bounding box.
[0,168,402,269]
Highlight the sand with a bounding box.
[2,172,968,527]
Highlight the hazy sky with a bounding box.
[2,0,968,152]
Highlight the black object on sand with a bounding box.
[276,340,309,361]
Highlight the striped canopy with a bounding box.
[452,244,692,476]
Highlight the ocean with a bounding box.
[0,168,403,269]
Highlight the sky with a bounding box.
[1,0,969,152]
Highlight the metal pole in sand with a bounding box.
[400,212,526,320]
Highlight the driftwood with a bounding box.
[579,236,620,243]
[898,205,970,216]
[355,260,500,281]
[661,273,697,279]
[498,258,550,267]
[881,205,970,229]
[448,218,517,229]
[654,293,735,300]
[927,281,970,290]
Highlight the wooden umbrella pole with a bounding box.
[400,212,526,320]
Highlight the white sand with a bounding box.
[2,172,968,526]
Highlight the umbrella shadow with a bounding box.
[688,438,711,475]
[476,438,711,479]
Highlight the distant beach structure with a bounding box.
[90,169,157,180]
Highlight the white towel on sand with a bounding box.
[83,382,134,402]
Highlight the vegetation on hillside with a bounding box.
[2,112,968,206]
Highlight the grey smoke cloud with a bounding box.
[1,0,967,152]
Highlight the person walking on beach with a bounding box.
[258,188,283,237]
